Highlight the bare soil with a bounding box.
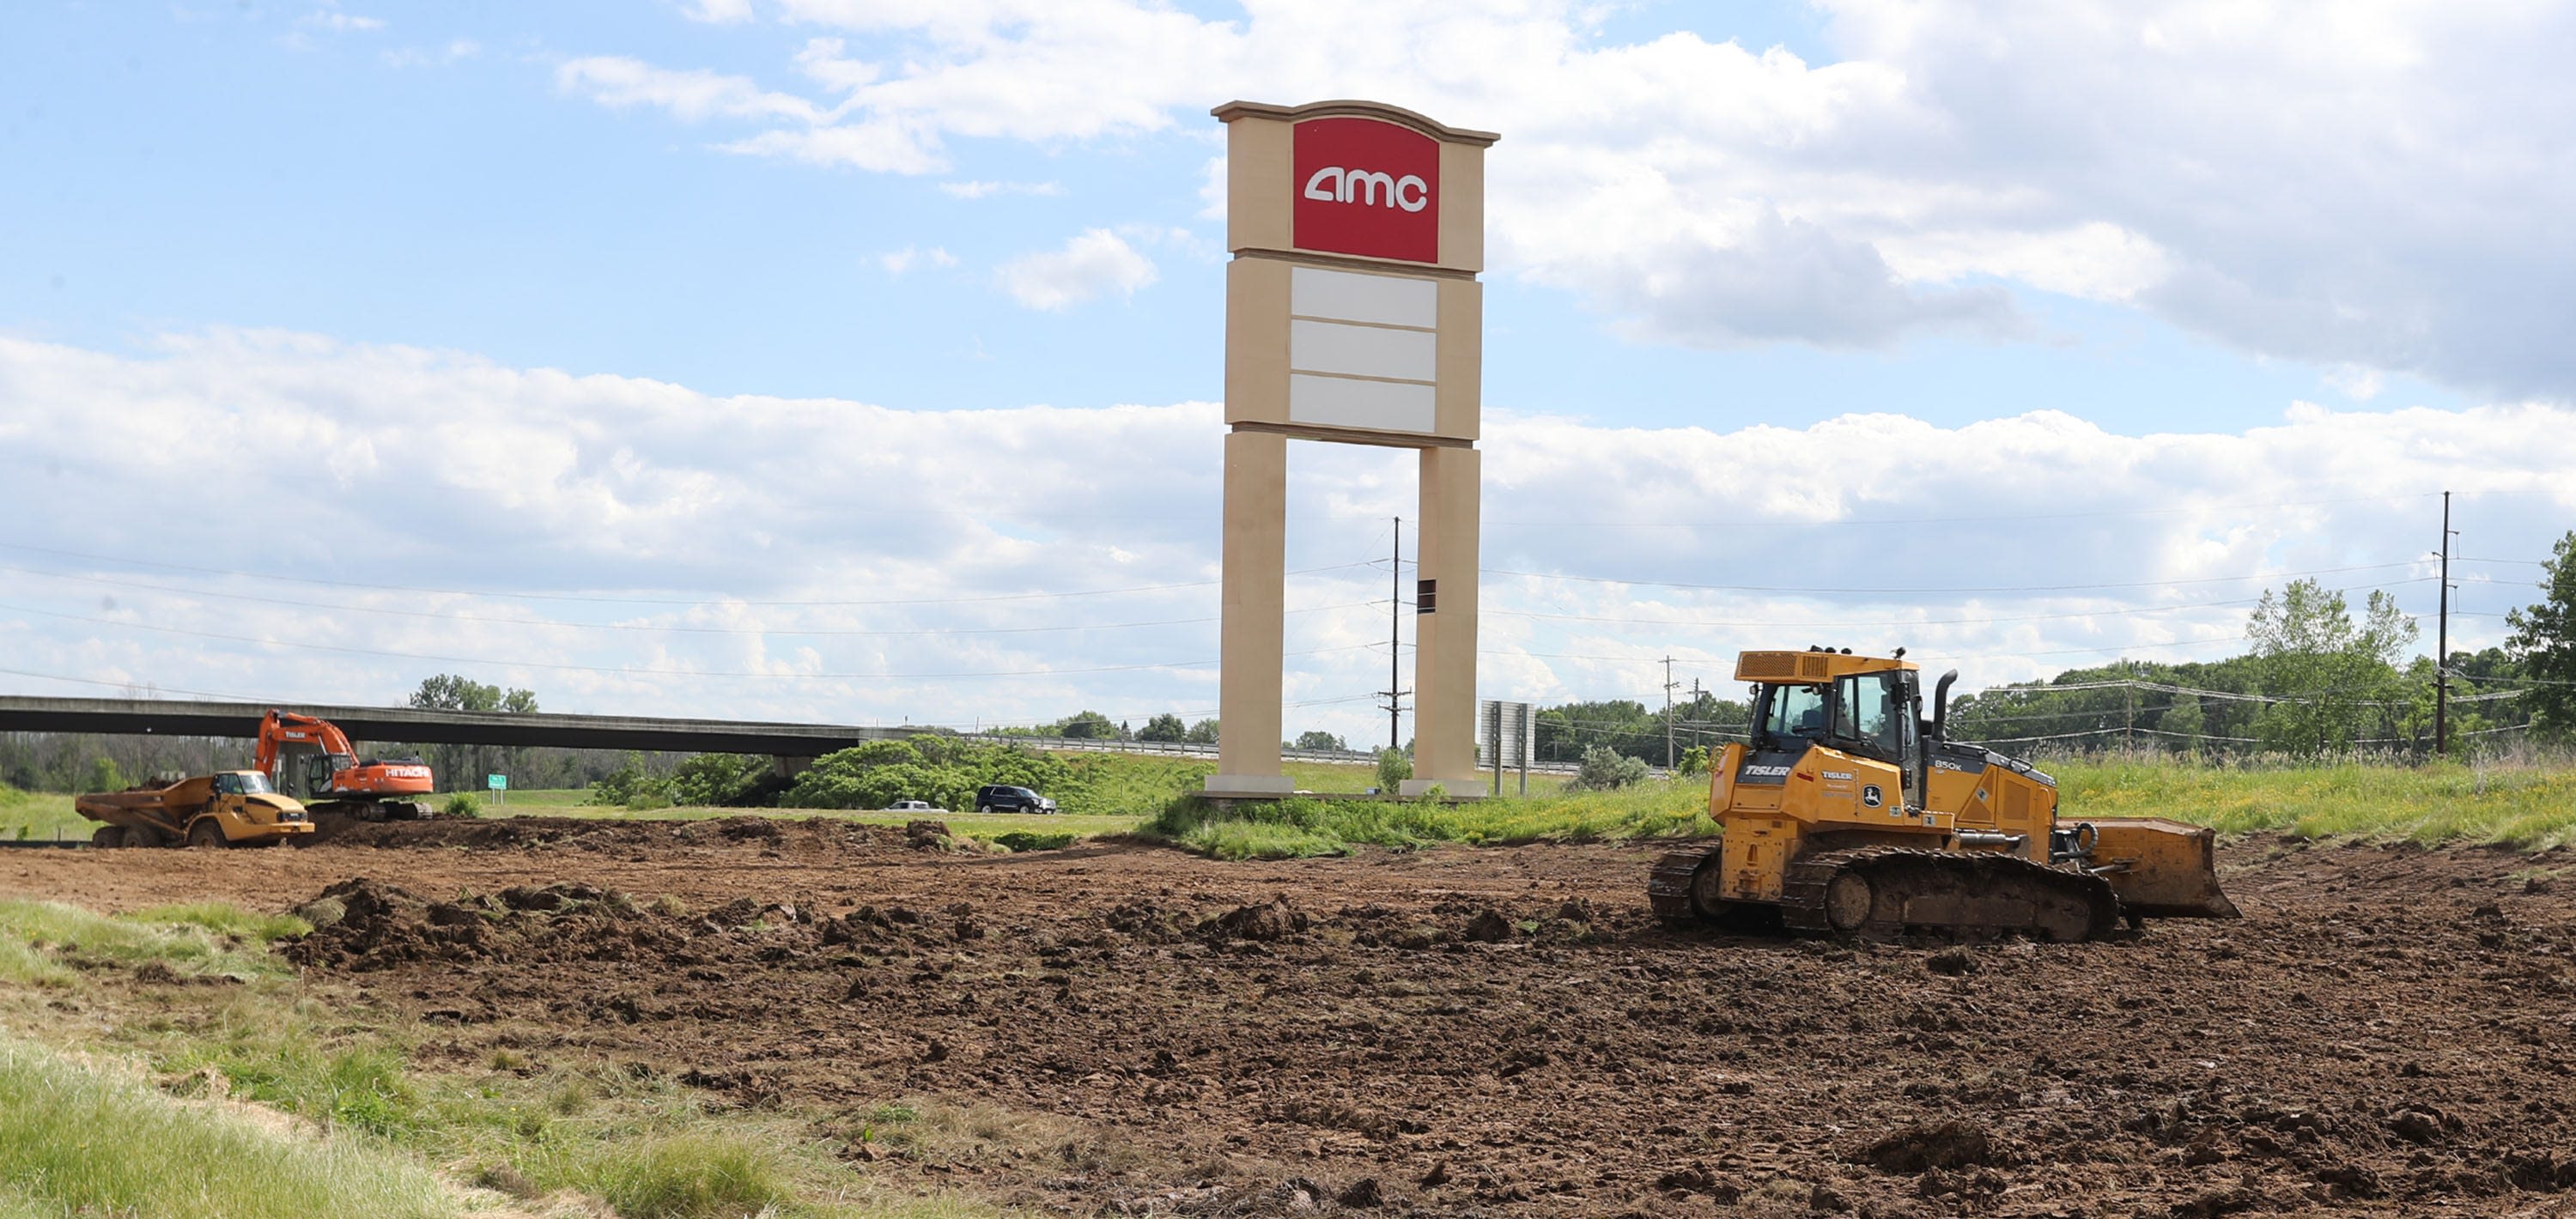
[7,818,2576,1218]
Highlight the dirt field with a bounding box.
[7,816,2576,1218]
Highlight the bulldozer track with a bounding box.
[1648,848,1718,921]
[1778,846,2121,942]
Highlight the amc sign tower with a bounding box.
[1206,100,1497,798]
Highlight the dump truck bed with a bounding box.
[74,783,197,837]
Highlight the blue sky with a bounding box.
[1,1,2568,740]
[8,1,2470,428]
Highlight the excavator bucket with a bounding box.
[2083,818,2240,919]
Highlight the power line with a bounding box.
[1482,491,2438,530]
[0,564,1373,637]
[1478,560,2433,597]
[0,542,1373,608]
[1485,578,2435,630]
[0,599,1374,681]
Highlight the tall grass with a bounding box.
[0,788,88,843]
[2051,753,2576,848]
[0,899,307,986]
[0,1035,453,1219]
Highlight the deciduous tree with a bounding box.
[2506,531,2576,741]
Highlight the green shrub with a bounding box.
[785,741,1091,813]
[588,752,677,809]
[992,831,1078,853]
[441,793,482,818]
[1568,745,1652,791]
[1376,747,1413,791]
[669,753,774,806]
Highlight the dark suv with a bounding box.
[974,785,1057,815]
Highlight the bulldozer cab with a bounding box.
[1750,666,1925,811]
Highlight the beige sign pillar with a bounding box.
[1205,100,1498,799]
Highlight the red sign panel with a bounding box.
[1292,117,1439,264]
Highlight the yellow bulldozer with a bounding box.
[1650,648,2239,941]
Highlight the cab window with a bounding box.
[1833,673,1903,761]
[1762,685,1829,743]
[239,773,274,795]
[213,773,241,795]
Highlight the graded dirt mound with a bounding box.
[307,813,920,854]
[283,877,686,974]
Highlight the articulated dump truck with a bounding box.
[76,771,316,849]
[1650,648,2239,942]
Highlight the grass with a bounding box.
[0,786,89,844]
[0,899,1018,1218]
[2051,754,2576,849]
[0,1034,456,1219]
[0,898,307,987]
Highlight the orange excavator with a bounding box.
[254,709,437,821]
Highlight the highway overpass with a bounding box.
[0,696,912,764]
[0,696,1594,781]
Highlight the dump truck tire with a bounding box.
[120,825,162,850]
[186,821,228,850]
[90,826,120,848]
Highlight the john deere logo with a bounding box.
[1862,785,1884,809]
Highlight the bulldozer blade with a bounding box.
[2084,817,2241,919]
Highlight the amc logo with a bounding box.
[1293,117,1438,264]
[1303,167,1430,211]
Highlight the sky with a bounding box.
[2,0,2571,744]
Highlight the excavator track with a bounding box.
[1778,847,2121,943]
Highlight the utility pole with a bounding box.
[1662,656,1680,768]
[2437,491,2453,756]
[1380,517,1408,752]
[2124,658,2135,754]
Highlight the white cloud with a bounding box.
[302,9,384,33]
[712,122,943,173]
[2324,365,2386,402]
[0,331,2568,741]
[683,0,756,24]
[383,39,479,69]
[878,245,956,276]
[1195,154,1226,221]
[996,229,1157,310]
[938,179,1064,199]
[556,57,826,125]
[552,1,2576,394]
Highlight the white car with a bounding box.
[887,800,946,814]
